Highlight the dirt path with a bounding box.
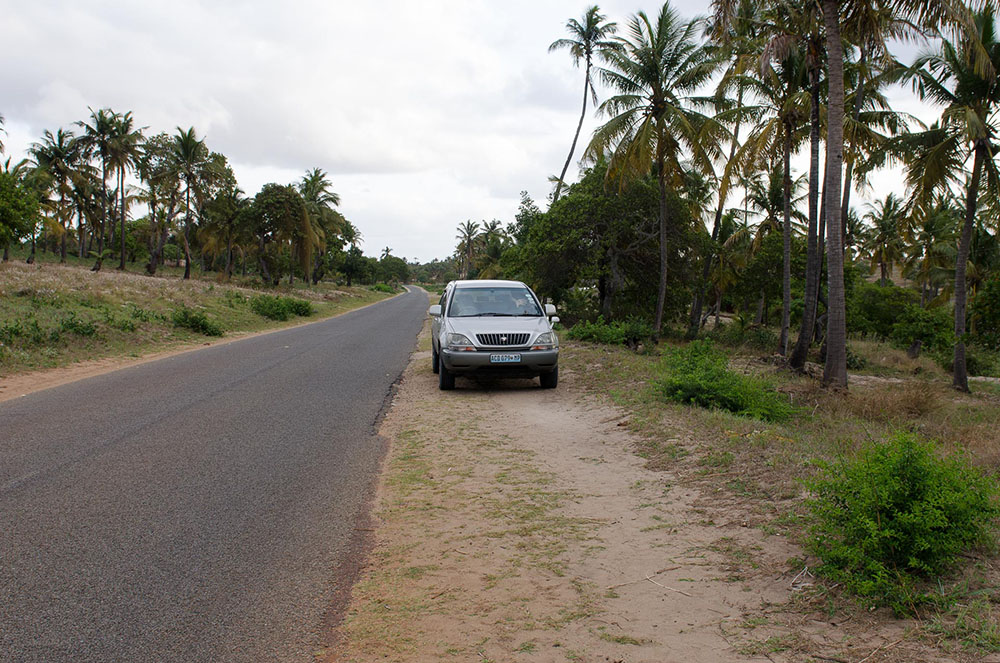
[330,328,827,663]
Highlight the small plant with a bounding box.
[172,306,223,336]
[249,294,314,321]
[805,432,999,613]
[653,340,793,422]
[370,283,396,293]
[60,312,98,337]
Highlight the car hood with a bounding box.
[445,316,554,345]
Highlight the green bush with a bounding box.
[370,283,396,293]
[567,316,654,347]
[890,304,952,352]
[934,345,1000,378]
[707,322,779,352]
[249,294,314,321]
[848,281,919,339]
[172,306,223,336]
[806,432,999,612]
[972,276,1000,350]
[653,340,793,422]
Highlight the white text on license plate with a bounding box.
[490,353,521,364]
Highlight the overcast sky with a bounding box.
[3,0,938,263]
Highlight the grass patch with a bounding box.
[654,340,794,422]
[248,294,314,321]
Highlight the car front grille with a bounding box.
[476,333,529,347]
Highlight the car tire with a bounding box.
[439,363,455,390]
[539,367,558,389]
[431,343,440,374]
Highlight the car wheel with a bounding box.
[539,367,558,389]
[431,343,440,374]
[438,363,455,390]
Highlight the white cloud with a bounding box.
[1,0,950,262]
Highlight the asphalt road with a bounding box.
[0,286,428,662]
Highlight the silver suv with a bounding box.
[429,280,559,390]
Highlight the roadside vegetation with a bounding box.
[0,259,395,377]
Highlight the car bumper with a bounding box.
[441,348,558,377]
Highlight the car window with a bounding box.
[448,287,542,317]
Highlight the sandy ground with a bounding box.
[332,319,997,663]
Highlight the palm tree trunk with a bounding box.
[791,69,823,370]
[779,123,793,357]
[840,46,867,251]
[688,88,745,340]
[553,59,590,204]
[119,166,127,270]
[182,185,192,280]
[60,193,68,263]
[953,141,985,392]
[822,0,848,389]
[654,155,669,337]
[93,162,108,272]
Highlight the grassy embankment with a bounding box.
[562,330,1000,654]
[0,252,397,377]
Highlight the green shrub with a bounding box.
[934,345,1000,378]
[653,340,793,422]
[806,432,999,612]
[848,281,919,339]
[249,294,314,321]
[972,276,1000,350]
[370,283,396,293]
[706,322,779,352]
[567,316,654,348]
[890,304,952,352]
[172,306,223,336]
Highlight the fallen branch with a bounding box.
[856,639,902,663]
[645,574,692,597]
[606,566,681,590]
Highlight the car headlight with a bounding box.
[531,332,558,350]
[446,333,476,351]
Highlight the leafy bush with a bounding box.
[890,304,952,353]
[249,294,314,321]
[370,283,396,293]
[972,276,1000,350]
[934,345,1000,378]
[806,432,999,612]
[172,306,223,336]
[567,316,654,348]
[653,340,794,422]
[847,282,919,339]
[707,322,780,352]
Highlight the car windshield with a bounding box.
[448,287,543,317]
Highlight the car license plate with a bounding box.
[490,353,521,364]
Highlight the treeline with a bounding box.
[426,0,1000,392]
[0,108,407,287]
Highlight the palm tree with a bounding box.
[861,193,907,285]
[456,220,481,278]
[341,219,362,249]
[173,126,208,279]
[549,6,619,202]
[903,196,958,306]
[902,5,1000,391]
[821,0,980,389]
[298,168,341,282]
[76,107,118,270]
[110,112,144,270]
[30,128,81,262]
[587,2,722,334]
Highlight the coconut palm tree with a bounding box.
[110,112,144,270]
[549,6,620,202]
[455,220,481,279]
[30,128,82,262]
[587,2,723,334]
[903,196,959,306]
[902,4,1000,391]
[861,193,907,285]
[76,107,119,270]
[173,126,208,279]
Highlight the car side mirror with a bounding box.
[428,304,442,317]
[550,316,560,324]
[545,304,557,317]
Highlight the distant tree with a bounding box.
[30,128,82,262]
[76,107,119,270]
[587,2,722,334]
[0,171,38,259]
[173,127,209,279]
[110,111,144,270]
[549,5,619,202]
